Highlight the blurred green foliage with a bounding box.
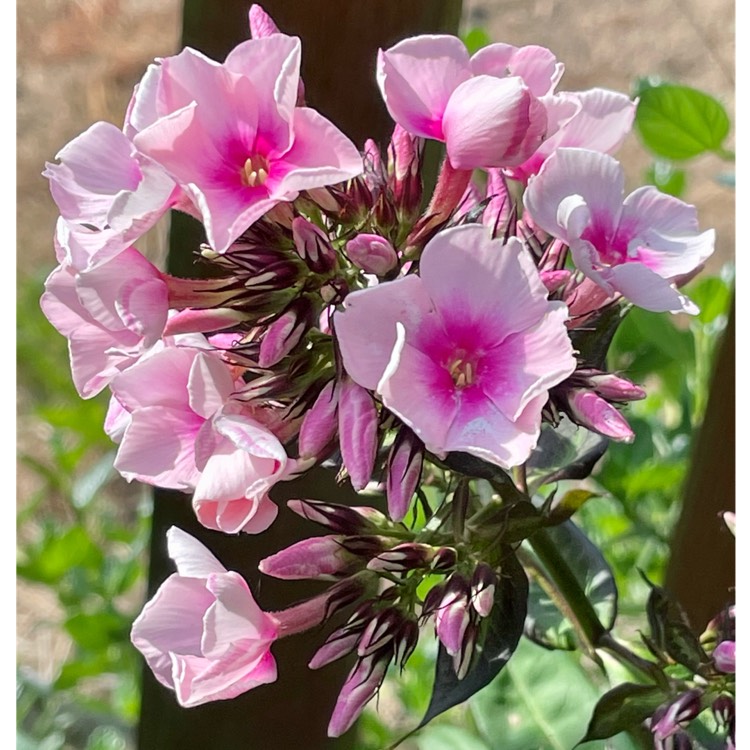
[17,271,150,750]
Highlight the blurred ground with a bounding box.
[17,0,734,711]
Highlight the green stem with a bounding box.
[527,527,606,647]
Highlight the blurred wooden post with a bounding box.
[138,2,462,749]
[664,298,735,629]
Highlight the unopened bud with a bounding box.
[259,535,356,581]
[453,619,479,680]
[470,563,498,618]
[566,389,634,442]
[584,371,647,401]
[713,640,736,673]
[309,629,361,670]
[387,124,423,218]
[421,582,447,621]
[651,690,703,743]
[287,498,388,534]
[327,652,390,737]
[434,577,471,657]
[345,234,398,276]
[540,269,572,294]
[338,377,379,491]
[341,535,393,559]
[299,380,339,459]
[432,547,458,572]
[394,616,420,669]
[258,300,312,367]
[292,216,336,273]
[367,542,436,573]
[386,427,424,522]
[357,609,402,656]
[483,168,511,234]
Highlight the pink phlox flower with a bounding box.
[44,122,178,272]
[506,88,636,183]
[523,148,715,313]
[128,35,362,252]
[40,247,169,398]
[377,35,560,169]
[131,526,279,707]
[110,345,289,533]
[335,224,576,469]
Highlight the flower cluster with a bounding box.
[41,4,717,741]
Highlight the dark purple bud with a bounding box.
[713,640,736,673]
[421,582,447,621]
[338,377,379,491]
[386,427,424,522]
[287,498,388,534]
[712,695,734,729]
[292,216,336,273]
[432,547,458,572]
[651,690,703,743]
[394,616,420,669]
[367,542,436,573]
[299,380,339,459]
[341,535,393,559]
[357,609,402,657]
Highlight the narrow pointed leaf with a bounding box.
[579,683,666,743]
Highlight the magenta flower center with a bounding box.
[241,154,270,188]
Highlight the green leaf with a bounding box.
[527,417,609,492]
[18,526,103,584]
[580,682,666,742]
[472,639,640,750]
[524,520,618,650]
[645,161,686,198]
[461,27,492,54]
[64,611,129,651]
[418,549,528,729]
[635,83,731,160]
[685,276,731,326]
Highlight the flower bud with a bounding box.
[298,380,339,459]
[539,269,572,294]
[470,563,498,618]
[483,168,512,234]
[651,689,703,743]
[420,582,447,621]
[394,616,420,669]
[387,124,422,218]
[259,535,357,580]
[338,377,379,491]
[566,389,634,442]
[432,546,458,572]
[258,299,312,367]
[357,609,402,657]
[340,535,393,559]
[327,652,390,737]
[584,371,647,401]
[367,542,436,573]
[434,577,471,657]
[345,234,398,276]
[292,216,336,273]
[453,619,479,680]
[713,640,736,673]
[287,498,388,534]
[386,427,424,522]
[309,628,361,670]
